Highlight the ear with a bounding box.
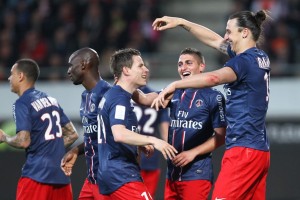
[199,63,206,73]
[122,66,130,76]
[81,60,86,70]
[18,72,25,82]
[242,28,249,38]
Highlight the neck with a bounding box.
[116,80,137,94]
[83,75,101,90]
[18,85,34,97]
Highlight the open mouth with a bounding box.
[182,71,191,77]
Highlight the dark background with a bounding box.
[1,142,299,200]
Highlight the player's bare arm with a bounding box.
[61,143,83,176]
[153,16,224,53]
[61,122,79,148]
[151,82,176,111]
[112,125,177,160]
[173,127,225,167]
[132,89,158,106]
[0,129,30,149]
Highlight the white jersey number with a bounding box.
[141,191,153,200]
[133,106,157,134]
[97,114,106,143]
[41,110,62,140]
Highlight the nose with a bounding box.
[224,33,229,40]
[67,67,71,74]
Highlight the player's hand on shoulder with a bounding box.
[151,83,175,111]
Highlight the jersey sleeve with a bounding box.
[57,104,70,126]
[158,108,170,123]
[224,55,249,82]
[209,91,227,128]
[14,101,31,133]
[109,97,131,127]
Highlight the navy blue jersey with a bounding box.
[167,88,226,182]
[13,88,70,184]
[80,80,111,184]
[132,86,170,171]
[97,85,143,194]
[224,46,270,151]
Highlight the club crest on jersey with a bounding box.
[90,103,96,112]
[82,116,88,124]
[195,99,203,107]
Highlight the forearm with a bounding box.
[112,125,156,146]
[178,18,223,50]
[190,134,225,156]
[0,130,30,149]
[174,72,221,89]
[71,142,84,155]
[132,90,158,106]
[62,122,79,148]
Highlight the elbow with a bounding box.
[113,133,125,143]
[20,140,31,149]
[72,133,79,143]
[206,74,222,86]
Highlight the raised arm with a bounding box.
[151,67,237,110]
[61,122,79,148]
[152,16,228,54]
[133,88,173,108]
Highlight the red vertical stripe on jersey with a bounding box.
[189,91,198,108]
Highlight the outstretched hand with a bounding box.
[61,151,78,176]
[152,16,182,31]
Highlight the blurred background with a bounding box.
[0,0,300,199]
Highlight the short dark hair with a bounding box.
[15,58,40,82]
[110,48,141,79]
[70,47,100,72]
[180,47,205,64]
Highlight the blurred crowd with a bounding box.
[0,0,299,81]
[230,0,300,77]
[0,0,162,81]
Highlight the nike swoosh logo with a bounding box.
[171,99,179,102]
[215,198,226,200]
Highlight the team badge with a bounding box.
[82,116,88,124]
[195,99,203,107]
[90,103,95,112]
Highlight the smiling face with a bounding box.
[177,53,205,79]
[129,55,149,87]
[224,18,243,53]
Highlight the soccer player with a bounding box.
[138,48,226,199]
[0,58,79,200]
[132,85,170,197]
[97,48,177,199]
[60,47,111,199]
[152,10,271,199]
